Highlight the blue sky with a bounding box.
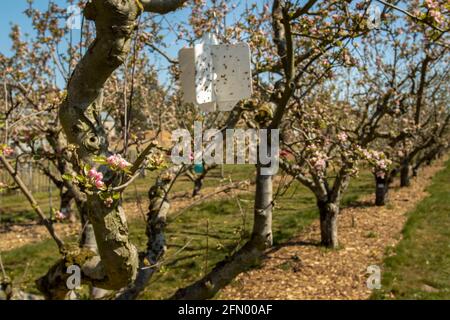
[0,0,249,87]
[0,0,188,56]
[0,1,37,53]
[0,0,192,86]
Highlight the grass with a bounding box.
[371,160,450,300]
[0,165,374,299]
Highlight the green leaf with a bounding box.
[92,156,108,165]
[62,174,74,181]
[112,192,121,200]
[83,164,92,176]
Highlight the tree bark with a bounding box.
[59,189,76,222]
[400,160,410,187]
[191,164,216,197]
[57,0,144,290]
[375,176,388,206]
[115,166,181,300]
[318,200,339,248]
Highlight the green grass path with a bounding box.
[372,160,450,300]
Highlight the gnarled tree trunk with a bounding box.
[38,0,187,298]
[58,0,143,290]
[116,165,183,300]
[318,200,339,248]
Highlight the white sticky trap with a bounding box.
[197,101,216,113]
[179,47,216,112]
[179,33,253,112]
[212,43,252,110]
[194,41,215,105]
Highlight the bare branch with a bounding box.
[0,155,65,252]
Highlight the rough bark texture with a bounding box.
[81,223,112,299]
[36,248,107,299]
[115,166,181,300]
[318,200,339,249]
[59,189,76,222]
[375,176,388,206]
[400,161,411,187]
[170,165,273,300]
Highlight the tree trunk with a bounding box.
[188,164,216,197]
[115,166,180,300]
[192,176,204,197]
[375,176,388,206]
[58,0,145,290]
[318,200,339,248]
[170,164,273,300]
[59,189,76,222]
[400,161,410,187]
[82,222,111,299]
[36,0,187,299]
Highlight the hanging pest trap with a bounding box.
[179,33,253,112]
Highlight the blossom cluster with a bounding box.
[55,210,67,221]
[88,168,106,190]
[363,150,393,179]
[0,145,14,157]
[310,150,328,174]
[63,166,106,191]
[106,154,132,171]
[425,0,445,25]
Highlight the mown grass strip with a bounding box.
[372,160,450,300]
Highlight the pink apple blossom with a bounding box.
[425,0,438,10]
[107,154,132,171]
[55,211,66,220]
[95,180,105,189]
[430,10,444,25]
[87,168,106,190]
[0,145,14,156]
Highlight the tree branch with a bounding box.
[0,155,65,252]
[140,0,188,14]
